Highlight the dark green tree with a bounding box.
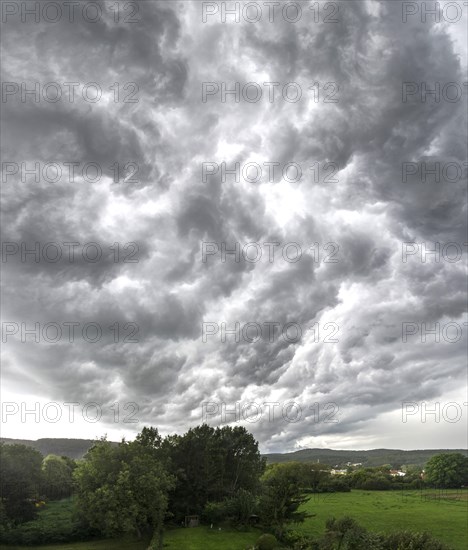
[425,453,468,488]
[0,443,43,524]
[74,430,174,549]
[259,462,311,539]
[299,463,331,491]
[322,516,383,550]
[41,455,74,500]
[164,424,265,519]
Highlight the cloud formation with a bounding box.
[1,1,467,452]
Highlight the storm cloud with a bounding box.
[1,0,466,452]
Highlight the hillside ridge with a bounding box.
[1,437,466,464]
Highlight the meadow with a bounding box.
[1,489,466,549]
[297,488,468,550]
[0,527,260,550]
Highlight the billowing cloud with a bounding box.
[1,1,466,452]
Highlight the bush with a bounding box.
[317,478,351,493]
[408,479,426,489]
[307,517,450,550]
[202,500,232,525]
[322,517,384,550]
[0,499,96,546]
[256,532,279,550]
[357,476,391,491]
[382,530,451,550]
[230,488,258,525]
[282,530,320,550]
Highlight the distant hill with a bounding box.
[264,448,468,468]
[0,437,118,459]
[1,438,467,466]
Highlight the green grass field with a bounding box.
[0,527,259,550]
[1,489,467,549]
[164,526,259,549]
[0,540,149,550]
[297,489,468,550]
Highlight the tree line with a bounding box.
[1,425,467,549]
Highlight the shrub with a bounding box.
[202,500,232,524]
[408,479,426,489]
[357,476,392,491]
[309,517,450,550]
[230,488,258,525]
[283,530,320,550]
[256,532,279,550]
[0,499,96,546]
[321,517,384,550]
[382,530,451,550]
[317,477,351,492]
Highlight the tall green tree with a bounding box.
[0,443,43,524]
[164,424,265,519]
[214,425,266,496]
[162,424,217,517]
[425,453,468,488]
[259,462,310,539]
[74,430,174,549]
[299,463,331,491]
[41,455,75,500]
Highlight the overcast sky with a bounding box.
[1,0,467,453]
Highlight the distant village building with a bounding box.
[389,470,406,477]
[331,469,348,475]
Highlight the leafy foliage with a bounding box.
[41,455,75,500]
[256,532,279,549]
[1,431,465,549]
[425,453,468,488]
[290,516,451,549]
[0,443,44,524]
[265,449,467,469]
[73,431,174,544]
[163,424,265,519]
[259,462,311,538]
[0,499,93,545]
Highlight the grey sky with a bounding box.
[1,1,467,452]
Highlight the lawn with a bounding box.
[297,488,468,550]
[0,539,150,550]
[165,526,259,549]
[0,496,261,550]
[0,527,259,550]
[2,489,467,549]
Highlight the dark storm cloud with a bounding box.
[1,1,466,451]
